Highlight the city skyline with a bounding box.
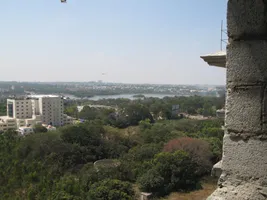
[0,0,227,84]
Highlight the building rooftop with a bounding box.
[18,126,33,129]
[0,116,15,120]
[7,94,62,100]
[0,116,16,124]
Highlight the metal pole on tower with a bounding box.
[220,20,223,51]
[220,20,228,51]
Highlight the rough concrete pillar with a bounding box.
[208,1,267,199]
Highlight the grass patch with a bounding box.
[164,177,217,200]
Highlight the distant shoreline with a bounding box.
[64,93,191,101]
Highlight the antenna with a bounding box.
[220,20,227,51]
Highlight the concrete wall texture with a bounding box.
[207,1,267,199]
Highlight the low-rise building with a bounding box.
[140,192,153,200]
[0,116,17,132]
[42,124,57,131]
[18,126,34,135]
[63,114,74,125]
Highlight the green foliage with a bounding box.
[88,179,134,200]
[163,137,213,176]
[65,105,79,118]
[200,127,224,140]
[138,151,199,197]
[68,95,223,129]
[0,95,224,199]
[118,143,163,181]
[50,175,82,200]
[203,137,223,163]
[0,102,6,116]
[34,124,48,133]
[107,103,154,128]
[141,123,174,143]
[139,119,152,130]
[60,124,101,147]
[79,106,114,121]
[127,143,162,162]
[137,169,164,194]
[123,103,154,126]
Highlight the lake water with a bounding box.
[88,94,178,101]
[65,93,182,101]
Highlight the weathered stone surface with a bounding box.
[208,1,267,200]
[262,87,267,132]
[227,41,267,85]
[225,86,263,134]
[207,181,267,200]
[208,136,267,199]
[227,0,267,40]
[222,134,267,180]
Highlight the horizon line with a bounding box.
[0,81,225,86]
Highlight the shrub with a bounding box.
[163,137,213,176]
[88,179,134,200]
[138,151,199,197]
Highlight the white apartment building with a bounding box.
[31,95,64,126]
[0,95,73,132]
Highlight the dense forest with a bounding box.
[0,103,6,116]
[66,95,225,123]
[0,95,224,200]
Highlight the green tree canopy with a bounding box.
[138,150,199,197]
[34,124,48,133]
[88,179,134,200]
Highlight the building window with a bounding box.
[8,102,14,118]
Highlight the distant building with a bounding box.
[140,192,152,200]
[63,114,74,125]
[18,126,34,135]
[171,105,180,116]
[42,124,57,132]
[0,116,17,132]
[7,95,69,126]
[0,95,73,132]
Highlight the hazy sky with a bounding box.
[0,0,227,85]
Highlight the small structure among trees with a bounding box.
[140,192,152,200]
